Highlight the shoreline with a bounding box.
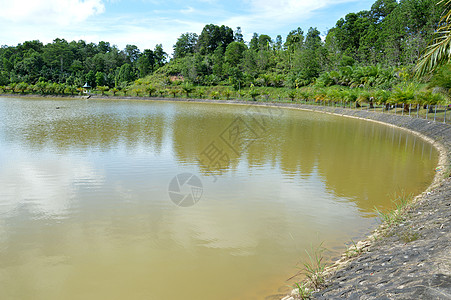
[1,94,450,299]
[276,105,451,299]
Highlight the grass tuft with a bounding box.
[398,226,421,243]
[293,242,329,299]
[294,282,312,299]
[344,239,364,258]
[374,191,413,229]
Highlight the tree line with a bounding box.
[0,0,448,96]
[0,39,167,88]
[164,0,442,89]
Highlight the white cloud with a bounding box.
[70,15,205,54]
[225,0,359,33]
[0,0,105,26]
[180,6,195,14]
[0,0,369,55]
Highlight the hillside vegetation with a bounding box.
[0,0,450,107]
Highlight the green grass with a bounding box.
[398,226,421,243]
[294,282,312,299]
[344,239,364,259]
[293,242,329,298]
[443,164,451,179]
[374,192,414,231]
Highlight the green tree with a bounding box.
[333,12,371,58]
[97,85,109,95]
[173,33,198,59]
[16,82,28,94]
[98,41,111,54]
[197,24,234,55]
[136,49,155,77]
[124,44,140,63]
[115,63,135,86]
[274,35,283,51]
[371,0,398,22]
[227,66,244,90]
[234,27,244,43]
[416,0,451,76]
[181,83,194,97]
[212,46,224,77]
[249,33,259,50]
[35,81,47,94]
[257,34,272,51]
[65,85,77,95]
[249,88,260,101]
[0,71,9,86]
[146,85,156,97]
[95,71,106,87]
[154,44,167,68]
[285,27,304,52]
[224,42,247,66]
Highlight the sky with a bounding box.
[0,0,375,56]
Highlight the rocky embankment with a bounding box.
[279,105,451,300]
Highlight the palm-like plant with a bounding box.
[314,89,327,103]
[16,82,28,94]
[46,83,56,95]
[8,83,17,93]
[158,89,166,97]
[223,89,233,100]
[374,89,391,110]
[415,0,451,76]
[211,91,220,99]
[146,85,156,97]
[97,86,109,96]
[196,88,205,99]
[325,87,342,105]
[287,89,297,101]
[356,90,372,107]
[181,83,194,98]
[298,88,312,102]
[36,81,47,94]
[343,89,358,106]
[56,83,66,95]
[391,85,416,111]
[76,87,84,95]
[65,85,77,95]
[170,88,179,98]
[111,88,119,96]
[249,89,260,101]
[272,74,284,87]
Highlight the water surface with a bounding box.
[0,97,438,299]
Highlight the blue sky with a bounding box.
[0,0,375,56]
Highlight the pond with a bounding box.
[0,97,438,299]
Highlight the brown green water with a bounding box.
[0,97,438,299]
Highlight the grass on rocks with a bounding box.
[374,192,413,229]
[292,243,329,299]
[373,191,424,244]
[344,240,365,259]
[397,226,421,243]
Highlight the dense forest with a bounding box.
[0,0,450,106]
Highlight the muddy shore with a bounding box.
[2,94,450,299]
